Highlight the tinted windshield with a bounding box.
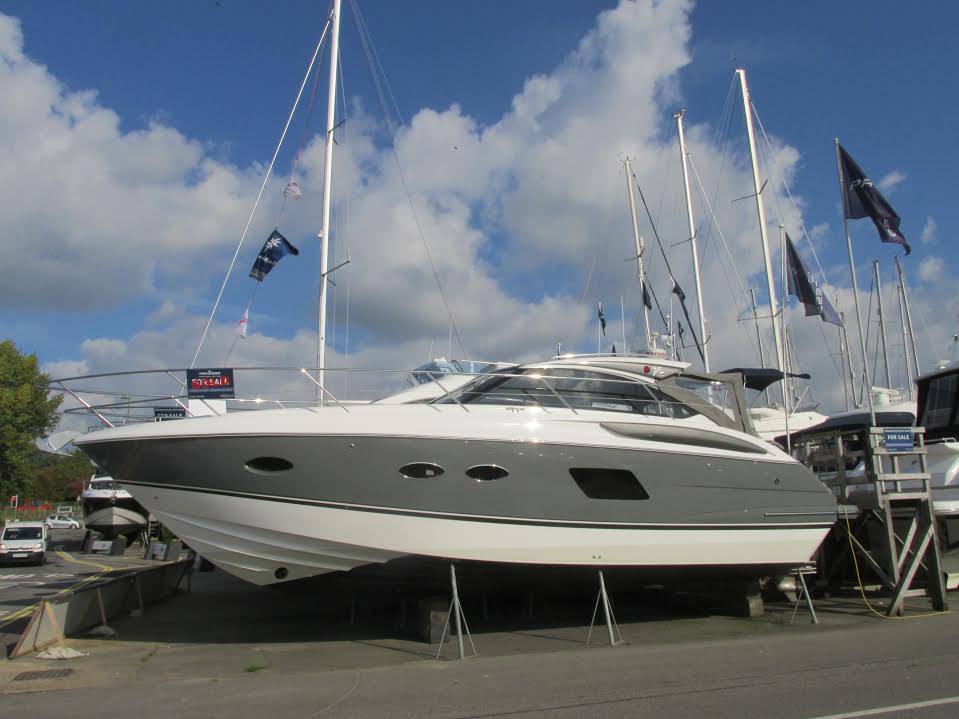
[3,527,42,540]
[439,368,700,419]
[90,480,116,490]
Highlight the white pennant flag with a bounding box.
[237,307,249,338]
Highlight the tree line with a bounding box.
[1,339,92,505]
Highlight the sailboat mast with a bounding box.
[674,110,710,371]
[749,288,770,404]
[316,0,342,399]
[736,69,785,378]
[623,157,651,350]
[873,259,893,389]
[839,310,853,411]
[897,282,914,400]
[895,255,921,378]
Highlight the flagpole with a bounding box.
[737,69,785,378]
[624,157,651,350]
[897,282,915,400]
[316,0,342,402]
[835,138,876,425]
[839,310,857,410]
[779,225,791,451]
[895,255,921,379]
[597,302,601,354]
[620,296,627,353]
[675,110,710,371]
[873,260,893,389]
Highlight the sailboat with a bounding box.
[74,3,836,587]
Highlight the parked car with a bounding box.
[0,521,48,565]
[44,514,81,530]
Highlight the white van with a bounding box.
[0,521,48,565]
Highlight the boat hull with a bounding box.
[79,426,836,585]
[83,505,148,539]
[134,482,833,585]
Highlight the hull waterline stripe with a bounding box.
[121,480,836,531]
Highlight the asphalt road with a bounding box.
[2,560,958,718]
[0,528,102,628]
[3,601,959,718]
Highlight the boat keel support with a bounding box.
[435,563,476,660]
[586,570,623,646]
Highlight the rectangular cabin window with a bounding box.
[924,374,958,430]
[569,468,649,500]
[456,368,700,419]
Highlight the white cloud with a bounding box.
[921,216,938,244]
[0,13,256,310]
[878,169,906,194]
[919,256,944,283]
[12,2,958,418]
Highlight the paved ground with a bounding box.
[0,566,957,717]
[0,529,167,647]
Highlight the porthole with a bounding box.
[466,465,509,482]
[399,462,445,479]
[244,457,294,475]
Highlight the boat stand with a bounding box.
[435,564,476,660]
[788,566,818,625]
[586,570,623,646]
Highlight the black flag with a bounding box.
[249,229,300,281]
[838,145,910,256]
[672,281,686,303]
[671,280,704,364]
[642,280,652,310]
[785,233,842,327]
[597,302,607,336]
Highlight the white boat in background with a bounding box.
[916,361,959,516]
[80,471,148,540]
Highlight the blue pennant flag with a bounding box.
[838,145,910,256]
[249,229,299,282]
[785,233,842,327]
[597,301,607,336]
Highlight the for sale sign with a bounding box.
[884,428,914,453]
[186,368,235,399]
[154,407,188,421]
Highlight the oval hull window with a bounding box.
[399,462,445,479]
[245,457,294,475]
[466,465,509,482]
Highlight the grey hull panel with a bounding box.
[80,434,836,528]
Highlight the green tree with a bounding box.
[31,449,92,502]
[0,340,62,502]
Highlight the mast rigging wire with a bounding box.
[350,0,468,360]
[190,16,333,368]
[633,177,705,364]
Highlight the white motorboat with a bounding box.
[75,355,837,586]
[916,361,959,516]
[80,471,148,539]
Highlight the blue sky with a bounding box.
[0,0,955,409]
